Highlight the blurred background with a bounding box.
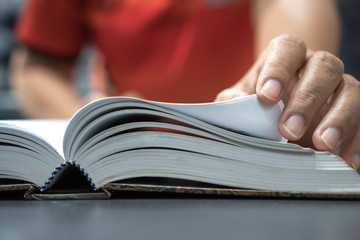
[0,0,91,119]
[0,0,359,119]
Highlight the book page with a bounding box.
[69,94,285,143]
[151,94,286,142]
[0,119,69,157]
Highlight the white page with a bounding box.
[68,94,286,143]
[152,94,286,142]
[0,119,69,157]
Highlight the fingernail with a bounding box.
[283,114,305,139]
[351,153,360,170]
[261,79,282,101]
[320,127,342,150]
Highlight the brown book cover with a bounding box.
[2,178,360,200]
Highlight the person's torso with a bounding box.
[83,0,254,102]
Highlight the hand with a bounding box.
[216,34,360,170]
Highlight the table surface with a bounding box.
[1,198,360,240]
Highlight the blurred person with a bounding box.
[10,0,360,169]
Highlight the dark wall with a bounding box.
[337,0,360,80]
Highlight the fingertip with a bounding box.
[340,152,360,171]
[312,129,338,152]
[215,88,249,102]
[279,114,306,141]
[312,127,348,166]
[258,79,282,103]
[340,145,360,171]
[350,153,360,170]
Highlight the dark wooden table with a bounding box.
[1,198,359,240]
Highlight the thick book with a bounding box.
[1,94,360,200]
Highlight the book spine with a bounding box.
[40,160,96,191]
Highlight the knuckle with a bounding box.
[293,88,323,113]
[312,51,344,76]
[271,34,306,52]
[265,57,291,78]
[342,75,360,117]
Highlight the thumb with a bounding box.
[214,88,250,102]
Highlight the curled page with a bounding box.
[151,94,285,142]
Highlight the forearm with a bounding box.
[11,49,84,118]
[253,0,340,55]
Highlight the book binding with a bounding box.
[41,161,96,191]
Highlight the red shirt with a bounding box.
[16,0,254,103]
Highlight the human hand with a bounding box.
[216,34,360,170]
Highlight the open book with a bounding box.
[1,94,360,200]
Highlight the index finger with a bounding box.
[256,35,307,103]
